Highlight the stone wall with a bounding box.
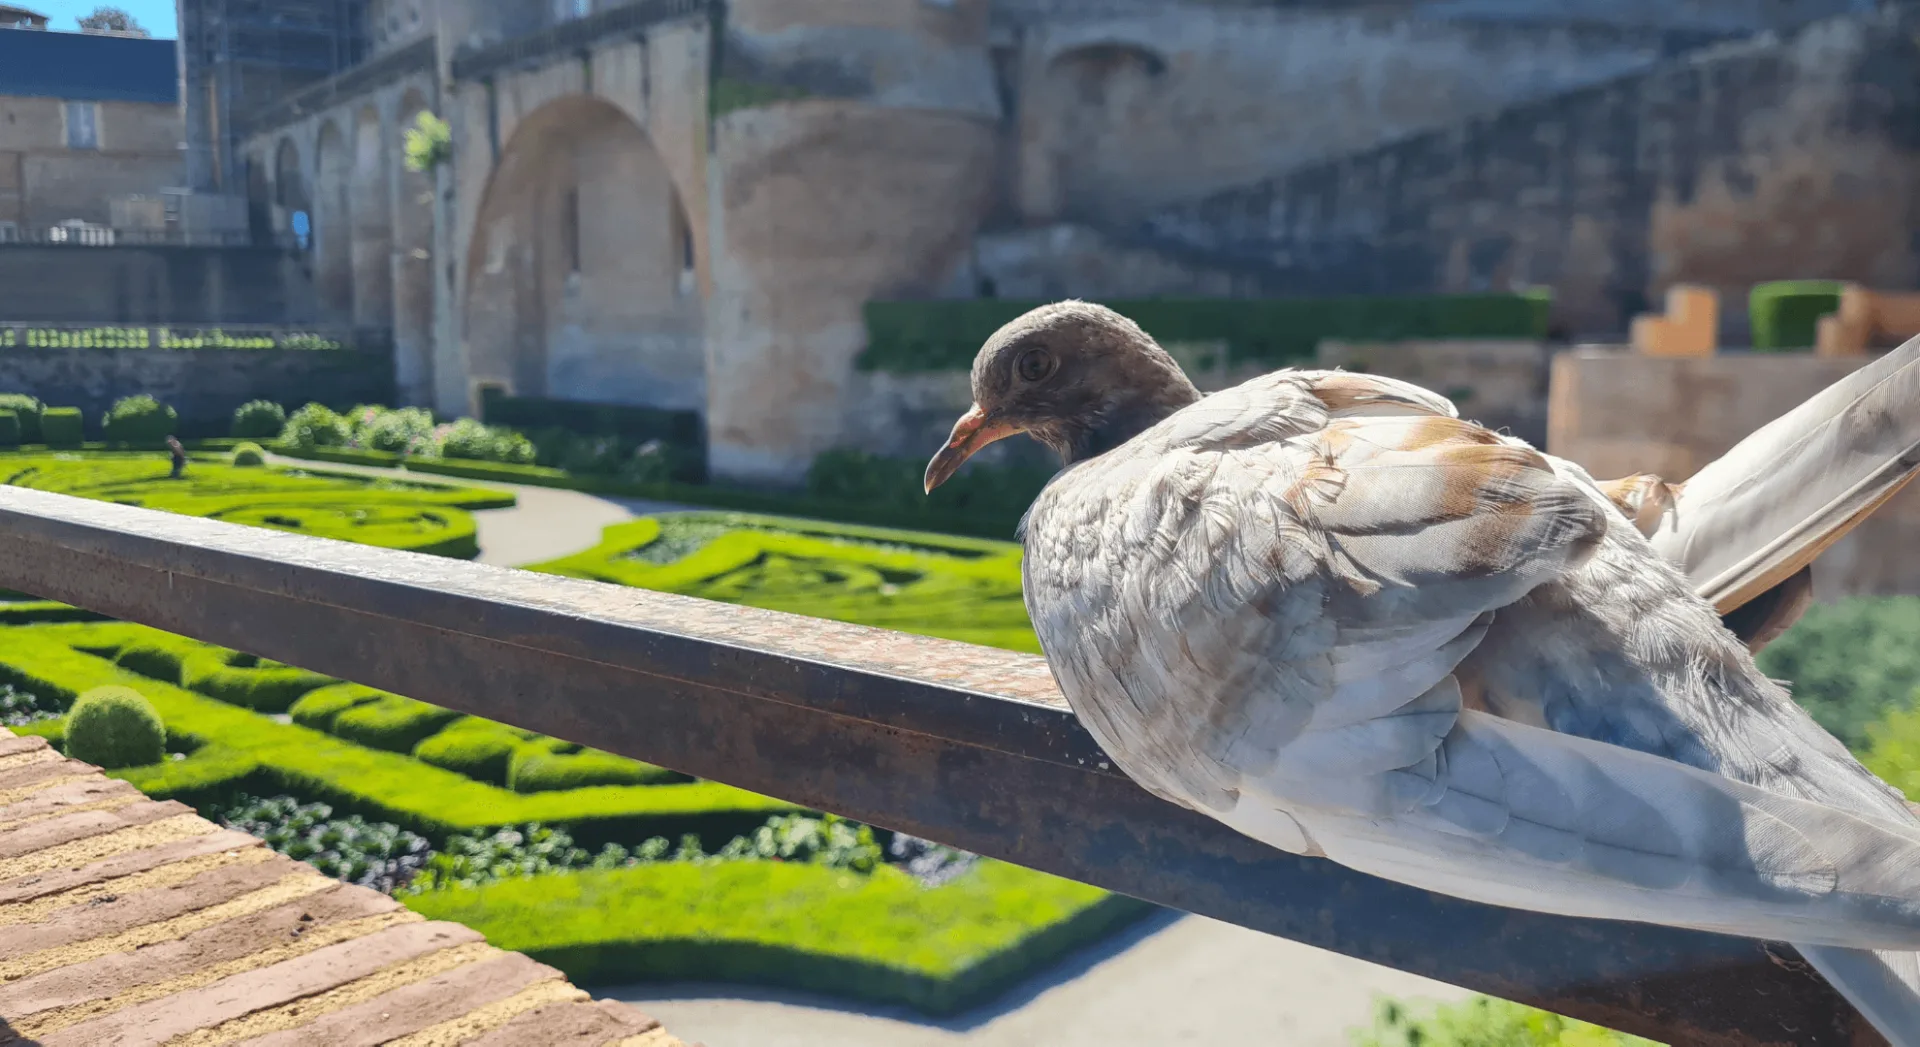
[0,246,323,325]
[0,347,393,436]
[1000,6,1719,230]
[1547,347,1920,600]
[0,95,183,228]
[1140,10,1920,342]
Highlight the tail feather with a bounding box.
[1647,335,1920,614]
[1800,946,1920,1047]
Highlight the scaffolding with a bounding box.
[178,0,369,192]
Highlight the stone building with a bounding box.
[224,0,1913,485]
[0,24,183,232]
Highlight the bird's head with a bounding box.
[923,300,1202,493]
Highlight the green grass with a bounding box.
[403,858,1144,1014]
[1350,996,1659,1047]
[0,624,796,849]
[0,451,513,559]
[524,513,1040,652]
[0,450,1146,1012]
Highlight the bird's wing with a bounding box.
[1650,335,1920,613]
[1025,375,1920,950]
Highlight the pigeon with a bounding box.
[923,300,1920,1044]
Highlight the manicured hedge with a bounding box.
[0,394,43,442]
[526,513,1040,652]
[0,624,796,848]
[1750,280,1844,351]
[0,411,18,448]
[1353,995,1657,1047]
[270,443,1028,541]
[40,407,83,448]
[479,390,704,449]
[859,292,1553,373]
[1,452,511,559]
[403,858,1150,1015]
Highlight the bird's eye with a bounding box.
[1015,348,1055,383]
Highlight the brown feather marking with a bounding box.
[1308,374,1451,416]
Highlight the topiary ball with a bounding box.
[64,686,165,769]
[232,442,267,467]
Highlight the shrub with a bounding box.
[289,682,384,731]
[413,718,532,785]
[362,407,436,454]
[1352,995,1656,1046]
[281,403,352,449]
[1755,596,1920,750]
[0,682,59,726]
[436,417,537,465]
[860,292,1554,373]
[210,793,433,892]
[115,642,185,684]
[181,649,332,712]
[507,745,688,793]
[0,394,43,442]
[39,407,83,448]
[231,442,267,467]
[232,399,287,439]
[404,111,452,173]
[330,693,464,753]
[64,685,165,769]
[403,859,1148,1015]
[1750,280,1845,351]
[101,394,178,443]
[0,410,18,448]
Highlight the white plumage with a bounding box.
[924,302,1920,1043]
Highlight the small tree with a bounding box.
[404,112,453,173]
[77,6,148,36]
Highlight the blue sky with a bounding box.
[29,1,177,38]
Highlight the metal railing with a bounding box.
[450,0,711,83]
[0,486,1884,1046]
[0,323,385,352]
[0,225,297,250]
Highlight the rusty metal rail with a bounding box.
[0,485,1885,1046]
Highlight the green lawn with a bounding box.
[0,449,1147,1011]
[1,450,512,559]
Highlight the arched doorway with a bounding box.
[463,95,703,408]
[274,138,311,249]
[393,89,437,406]
[313,120,354,319]
[351,104,394,328]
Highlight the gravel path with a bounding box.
[272,454,1472,1044]
[609,911,1470,1047]
[264,454,690,566]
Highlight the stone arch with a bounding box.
[393,88,437,406]
[351,104,394,328]
[313,119,354,319]
[273,137,311,248]
[462,94,703,409]
[1023,41,1171,225]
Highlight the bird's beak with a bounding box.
[924,404,1022,494]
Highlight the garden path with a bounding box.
[261,453,691,566]
[263,453,1472,1042]
[612,910,1471,1047]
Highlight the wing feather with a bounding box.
[1023,369,1920,958]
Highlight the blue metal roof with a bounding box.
[0,27,178,104]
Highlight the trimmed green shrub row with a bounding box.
[403,858,1149,1015]
[1352,996,1657,1046]
[859,292,1554,373]
[1750,280,1845,351]
[526,513,1040,653]
[268,443,1031,541]
[0,624,797,848]
[0,410,17,447]
[41,407,83,447]
[64,685,165,770]
[1,452,511,560]
[0,394,43,442]
[102,395,178,443]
